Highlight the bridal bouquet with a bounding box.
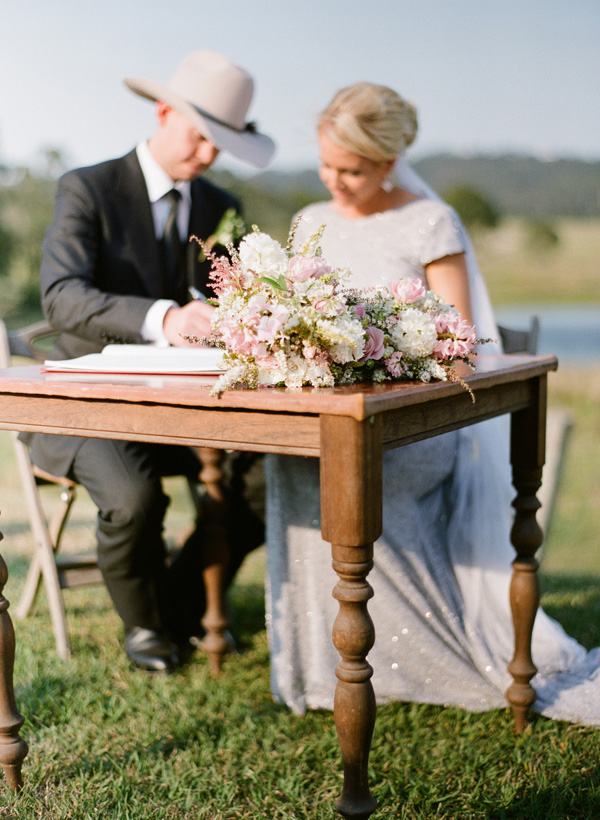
[190,225,478,395]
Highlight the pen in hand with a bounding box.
[188,286,207,302]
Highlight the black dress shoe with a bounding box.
[124,627,179,672]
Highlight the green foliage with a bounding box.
[0,221,14,276]
[414,153,600,218]
[0,167,56,316]
[206,168,317,245]
[442,184,501,230]
[525,218,560,251]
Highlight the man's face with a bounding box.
[156,105,220,181]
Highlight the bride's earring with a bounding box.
[381,176,393,193]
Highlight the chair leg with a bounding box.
[13,440,72,660]
[14,484,75,622]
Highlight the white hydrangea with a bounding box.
[258,354,333,390]
[317,317,365,363]
[390,308,437,358]
[238,232,288,277]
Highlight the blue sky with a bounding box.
[1,0,598,175]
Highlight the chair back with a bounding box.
[0,319,57,366]
[497,317,539,355]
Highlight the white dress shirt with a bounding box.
[136,141,192,345]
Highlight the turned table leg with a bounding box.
[506,376,547,731]
[321,414,382,820]
[0,538,28,790]
[197,447,229,677]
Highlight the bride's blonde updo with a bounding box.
[319,82,418,163]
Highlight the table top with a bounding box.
[0,354,557,421]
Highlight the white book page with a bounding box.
[43,345,226,374]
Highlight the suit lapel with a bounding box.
[116,151,164,299]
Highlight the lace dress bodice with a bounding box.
[293,198,464,287]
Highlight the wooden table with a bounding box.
[0,353,557,817]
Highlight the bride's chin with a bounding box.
[331,192,352,205]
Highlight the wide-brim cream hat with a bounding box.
[124,50,276,168]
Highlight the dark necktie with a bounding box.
[162,188,185,302]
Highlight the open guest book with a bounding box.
[43,344,226,375]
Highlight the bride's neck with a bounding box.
[331,186,418,219]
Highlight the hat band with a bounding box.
[191,103,257,134]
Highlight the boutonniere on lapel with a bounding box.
[198,208,246,261]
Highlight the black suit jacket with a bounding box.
[27,149,239,474]
[40,149,239,360]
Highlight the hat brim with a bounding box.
[124,77,276,169]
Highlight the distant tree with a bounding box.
[0,223,14,276]
[442,185,500,230]
[524,218,560,251]
[0,167,57,314]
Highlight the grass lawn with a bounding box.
[0,363,598,818]
[474,217,600,306]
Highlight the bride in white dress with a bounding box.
[265,82,600,724]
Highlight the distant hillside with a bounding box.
[227,153,600,219]
[412,154,600,218]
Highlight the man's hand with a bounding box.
[163,301,216,346]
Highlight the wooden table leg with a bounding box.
[197,447,230,677]
[321,414,382,820]
[506,375,546,731]
[0,539,28,790]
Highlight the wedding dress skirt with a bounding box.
[266,416,600,725]
[266,178,600,726]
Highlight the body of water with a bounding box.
[495,303,600,365]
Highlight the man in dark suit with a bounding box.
[27,51,275,671]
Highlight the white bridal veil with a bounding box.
[396,159,600,724]
[395,159,500,353]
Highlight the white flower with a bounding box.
[317,316,365,363]
[391,308,438,358]
[238,232,288,276]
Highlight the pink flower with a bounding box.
[218,321,257,356]
[303,344,318,359]
[433,338,473,360]
[254,304,290,341]
[434,313,477,360]
[385,351,407,378]
[360,325,385,361]
[389,278,426,303]
[353,303,366,319]
[255,355,279,368]
[287,255,331,283]
[314,297,345,315]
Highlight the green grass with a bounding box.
[474,217,600,305]
[0,365,598,819]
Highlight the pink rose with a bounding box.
[360,325,385,361]
[389,278,426,303]
[385,351,407,378]
[353,303,366,319]
[287,255,331,283]
[314,298,345,315]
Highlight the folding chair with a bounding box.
[0,319,203,660]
